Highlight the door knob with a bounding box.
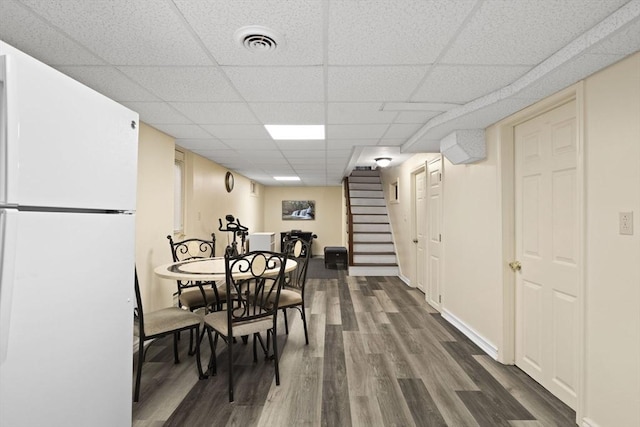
[509,261,522,272]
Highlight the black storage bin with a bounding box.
[324,246,348,269]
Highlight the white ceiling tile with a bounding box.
[19,0,212,65]
[55,66,159,102]
[377,139,407,147]
[328,0,477,65]
[173,0,323,66]
[122,102,191,125]
[223,140,279,150]
[285,150,325,159]
[0,0,103,65]
[151,124,213,139]
[382,123,422,139]
[224,66,324,102]
[250,103,325,124]
[328,103,397,124]
[170,102,259,124]
[327,140,377,149]
[274,141,326,151]
[202,124,271,140]
[412,65,531,103]
[441,0,630,65]
[328,124,389,139]
[329,66,427,101]
[119,67,242,102]
[177,139,229,151]
[394,111,440,124]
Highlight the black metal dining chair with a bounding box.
[133,269,205,402]
[204,250,288,402]
[167,234,225,353]
[278,235,313,344]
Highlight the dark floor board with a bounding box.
[398,378,448,427]
[443,341,535,421]
[458,390,516,427]
[132,271,577,427]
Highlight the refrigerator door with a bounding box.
[0,210,135,427]
[0,41,138,211]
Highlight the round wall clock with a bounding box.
[224,171,234,193]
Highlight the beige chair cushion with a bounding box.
[179,286,227,309]
[136,307,202,338]
[204,311,273,338]
[270,289,301,308]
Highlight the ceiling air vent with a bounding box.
[234,25,285,53]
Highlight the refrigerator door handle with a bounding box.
[0,209,18,363]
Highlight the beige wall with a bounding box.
[135,123,175,310]
[263,186,343,256]
[135,129,266,311]
[379,52,640,426]
[180,149,264,246]
[583,53,640,427]
[381,153,437,284]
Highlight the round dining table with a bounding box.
[154,256,298,282]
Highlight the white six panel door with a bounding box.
[515,100,578,409]
[414,168,427,293]
[427,157,442,310]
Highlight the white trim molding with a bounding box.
[442,309,498,360]
[582,418,601,427]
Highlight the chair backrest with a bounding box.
[282,236,312,293]
[167,234,216,295]
[133,268,146,338]
[224,251,288,333]
[167,234,216,262]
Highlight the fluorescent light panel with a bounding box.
[265,124,325,140]
[274,176,301,181]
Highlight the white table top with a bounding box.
[154,256,297,282]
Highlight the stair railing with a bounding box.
[343,177,354,265]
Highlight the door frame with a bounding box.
[496,83,585,422]
[411,164,427,291]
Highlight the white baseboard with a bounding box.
[398,273,411,287]
[441,309,498,360]
[582,418,601,427]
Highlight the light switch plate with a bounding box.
[620,211,633,235]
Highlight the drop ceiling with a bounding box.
[1,0,639,186]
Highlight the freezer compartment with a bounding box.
[0,41,138,211]
[0,210,135,427]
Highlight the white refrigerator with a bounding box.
[0,41,138,426]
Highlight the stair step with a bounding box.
[348,264,400,277]
[353,223,390,232]
[351,206,387,214]
[350,198,386,206]
[353,243,395,252]
[353,214,389,223]
[353,253,397,263]
[349,183,382,191]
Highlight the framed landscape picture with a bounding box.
[282,200,315,221]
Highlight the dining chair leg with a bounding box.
[188,328,196,356]
[193,325,206,380]
[272,325,280,386]
[282,308,289,334]
[134,336,145,402]
[301,305,309,345]
[206,329,218,376]
[228,335,234,402]
[173,332,180,364]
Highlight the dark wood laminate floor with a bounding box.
[133,260,576,426]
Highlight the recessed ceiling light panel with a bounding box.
[265,125,324,140]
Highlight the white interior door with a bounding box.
[427,157,442,310]
[414,168,427,293]
[514,100,578,409]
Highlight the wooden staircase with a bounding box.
[346,169,399,276]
